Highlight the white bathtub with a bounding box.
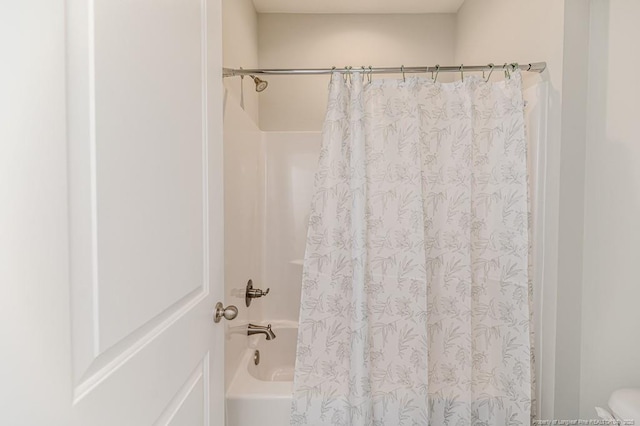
[226,321,297,426]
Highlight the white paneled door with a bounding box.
[6,0,227,424]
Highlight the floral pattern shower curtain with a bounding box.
[291,71,532,426]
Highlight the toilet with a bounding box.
[597,388,640,422]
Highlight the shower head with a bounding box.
[250,75,268,92]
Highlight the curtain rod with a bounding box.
[222,62,546,77]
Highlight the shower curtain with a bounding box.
[291,71,532,426]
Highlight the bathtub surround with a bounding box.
[291,72,533,425]
[226,322,298,426]
[262,132,322,322]
[223,94,265,388]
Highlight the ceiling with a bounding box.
[251,0,466,14]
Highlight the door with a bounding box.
[1,0,224,424]
[65,0,226,424]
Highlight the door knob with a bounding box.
[214,302,238,323]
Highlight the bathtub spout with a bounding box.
[247,323,276,340]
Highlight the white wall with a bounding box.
[222,0,260,124]
[554,0,592,418]
[0,1,72,423]
[257,13,456,130]
[580,0,640,416]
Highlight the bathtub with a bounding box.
[226,321,297,426]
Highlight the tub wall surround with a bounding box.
[223,93,265,389]
[262,132,322,323]
[222,96,320,394]
[226,322,298,426]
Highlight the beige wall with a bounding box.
[222,0,259,124]
[455,1,565,84]
[580,0,640,416]
[257,13,456,130]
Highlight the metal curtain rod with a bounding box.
[222,62,546,77]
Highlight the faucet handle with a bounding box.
[245,279,270,307]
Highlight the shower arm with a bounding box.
[222,62,546,78]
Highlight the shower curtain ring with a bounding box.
[434,64,440,82]
[486,63,495,82]
[401,65,405,82]
[460,64,464,82]
[369,66,373,83]
[344,66,352,83]
[503,63,510,79]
